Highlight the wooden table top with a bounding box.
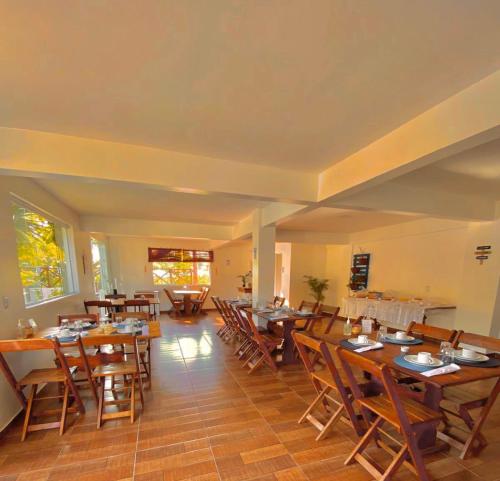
[247,308,323,323]
[109,298,160,305]
[173,290,202,295]
[39,320,162,341]
[319,332,500,389]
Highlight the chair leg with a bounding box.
[130,377,136,424]
[316,403,344,441]
[137,371,145,409]
[405,430,431,481]
[345,416,382,466]
[299,385,329,424]
[21,384,37,442]
[96,379,105,429]
[59,382,70,436]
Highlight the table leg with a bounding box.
[280,321,300,365]
[419,383,443,450]
[184,294,193,315]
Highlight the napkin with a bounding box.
[421,363,461,377]
[355,342,383,353]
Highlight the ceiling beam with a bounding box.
[0,127,318,203]
[276,229,349,245]
[318,70,500,202]
[80,215,233,240]
[328,181,496,221]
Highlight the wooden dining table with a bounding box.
[247,308,323,365]
[318,331,500,452]
[40,320,162,341]
[173,290,202,315]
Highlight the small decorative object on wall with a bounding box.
[303,275,329,303]
[237,270,252,288]
[349,253,370,291]
[475,245,492,265]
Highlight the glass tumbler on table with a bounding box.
[439,341,454,364]
[376,325,388,342]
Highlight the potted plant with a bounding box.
[237,271,252,288]
[304,275,329,303]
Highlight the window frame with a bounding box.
[151,261,212,287]
[11,194,80,308]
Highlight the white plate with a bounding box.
[454,351,489,362]
[404,355,444,367]
[348,338,377,346]
[384,333,415,342]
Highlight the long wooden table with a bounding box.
[248,308,323,365]
[40,320,162,340]
[318,331,500,451]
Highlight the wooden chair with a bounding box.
[293,331,364,440]
[84,300,112,317]
[57,313,98,326]
[270,296,286,308]
[191,286,210,314]
[438,332,500,459]
[229,303,259,361]
[134,293,157,318]
[112,311,152,388]
[164,289,184,316]
[0,338,84,441]
[317,305,341,334]
[298,300,320,314]
[405,321,457,343]
[212,296,231,339]
[337,348,442,481]
[81,334,144,428]
[124,298,149,314]
[241,309,281,374]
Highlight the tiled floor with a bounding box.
[0,313,499,481]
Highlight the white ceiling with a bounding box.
[1,1,499,172]
[394,138,500,199]
[36,178,265,224]
[277,207,418,233]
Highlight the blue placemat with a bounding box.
[393,355,449,373]
[382,337,423,346]
[454,357,500,368]
[45,334,77,343]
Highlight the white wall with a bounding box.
[106,236,252,310]
[0,176,94,430]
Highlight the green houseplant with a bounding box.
[303,275,329,303]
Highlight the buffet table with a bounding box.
[341,297,456,328]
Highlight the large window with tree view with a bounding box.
[152,262,211,286]
[12,201,77,306]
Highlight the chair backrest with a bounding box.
[57,313,98,326]
[317,305,340,334]
[242,309,267,344]
[405,321,456,343]
[453,331,500,352]
[200,286,210,301]
[84,300,112,314]
[337,347,415,435]
[124,299,149,311]
[221,300,240,330]
[229,303,250,335]
[112,311,150,322]
[134,293,155,299]
[272,296,286,308]
[164,289,179,304]
[299,300,320,314]
[105,294,126,299]
[81,334,141,371]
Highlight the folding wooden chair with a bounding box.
[438,331,500,459]
[241,310,281,374]
[82,334,144,428]
[269,296,286,308]
[304,305,340,334]
[293,331,364,440]
[405,321,457,343]
[125,298,149,314]
[84,299,112,317]
[112,311,152,388]
[0,338,85,441]
[134,292,157,318]
[105,293,127,300]
[164,288,184,316]
[229,303,259,360]
[337,348,442,481]
[191,286,210,314]
[57,313,98,326]
[212,296,230,338]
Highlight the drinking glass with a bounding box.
[439,341,454,363]
[376,325,388,342]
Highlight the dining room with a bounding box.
[0,1,499,480]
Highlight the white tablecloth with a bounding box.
[341,297,426,328]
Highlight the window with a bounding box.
[152,262,211,286]
[91,237,110,295]
[12,201,77,306]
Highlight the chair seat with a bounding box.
[261,334,282,348]
[92,361,138,378]
[18,368,70,386]
[360,394,442,427]
[64,348,99,357]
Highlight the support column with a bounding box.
[251,209,276,308]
